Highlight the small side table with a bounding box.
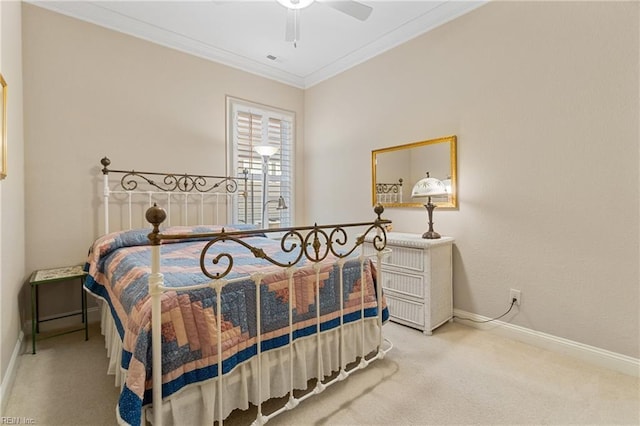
[30,265,88,354]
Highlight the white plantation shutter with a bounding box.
[228,98,294,227]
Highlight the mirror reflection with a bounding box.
[372,135,457,208]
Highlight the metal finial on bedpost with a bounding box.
[146,203,167,245]
[373,203,391,243]
[374,203,385,222]
[100,157,111,174]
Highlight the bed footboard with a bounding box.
[146,204,392,426]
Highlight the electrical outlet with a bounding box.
[510,289,521,306]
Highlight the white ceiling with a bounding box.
[29,0,487,89]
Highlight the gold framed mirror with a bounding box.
[371,135,457,209]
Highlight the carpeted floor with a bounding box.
[4,321,639,425]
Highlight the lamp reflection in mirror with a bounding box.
[441,176,452,196]
[254,144,280,228]
[411,172,448,239]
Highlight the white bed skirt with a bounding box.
[100,301,383,425]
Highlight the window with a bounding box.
[227,97,294,228]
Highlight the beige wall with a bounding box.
[0,0,26,405]
[305,1,639,357]
[21,4,304,316]
[17,1,639,364]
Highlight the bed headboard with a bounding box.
[100,157,248,233]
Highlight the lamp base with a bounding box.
[422,230,441,239]
[422,200,441,239]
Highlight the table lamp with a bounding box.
[411,172,448,239]
[254,144,279,228]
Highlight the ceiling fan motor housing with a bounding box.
[277,0,315,10]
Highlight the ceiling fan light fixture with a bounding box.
[276,0,314,10]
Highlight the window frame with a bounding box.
[226,96,295,228]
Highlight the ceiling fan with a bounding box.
[276,0,373,47]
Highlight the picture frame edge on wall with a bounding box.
[0,72,6,180]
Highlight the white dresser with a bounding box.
[366,232,454,335]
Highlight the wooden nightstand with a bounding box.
[30,265,89,354]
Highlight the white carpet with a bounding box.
[4,321,639,425]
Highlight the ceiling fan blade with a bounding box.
[285,8,300,42]
[321,1,373,21]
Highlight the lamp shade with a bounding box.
[411,176,448,198]
[441,177,452,195]
[254,145,279,157]
[276,196,288,210]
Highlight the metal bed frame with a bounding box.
[376,178,403,204]
[101,156,248,232]
[146,204,392,425]
[97,157,393,425]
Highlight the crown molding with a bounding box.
[28,1,307,88]
[303,1,487,88]
[28,1,487,90]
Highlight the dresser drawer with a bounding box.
[385,293,425,328]
[364,232,454,335]
[381,269,424,298]
[383,246,425,272]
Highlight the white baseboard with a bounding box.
[0,330,24,416]
[453,308,639,377]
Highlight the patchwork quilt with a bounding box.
[84,225,387,426]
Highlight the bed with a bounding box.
[85,158,392,426]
